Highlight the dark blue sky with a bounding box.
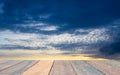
[0,0,120,54]
[0,0,120,30]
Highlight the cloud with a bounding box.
[75,29,92,33]
[0,0,119,54]
[0,30,39,46]
[36,26,58,31]
[0,27,110,51]
[0,30,38,40]
[16,22,46,28]
[48,28,109,44]
[15,22,59,31]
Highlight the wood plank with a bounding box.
[0,60,38,75]
[0,60,119,75]
[95,60,120,69]
[0,60,23,71]
[71,61,103,75]
[50,61,76,75]
[88,60,120,75]
[22,60,53,75]
[0,60,8,64]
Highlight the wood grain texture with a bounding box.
[88,60,120,75]
[0,60,38,75]
[22,60,53,75]
[95,60,120,69]
[0,60,8,64]
[71,61,104,75]
[0,60,23,71]
[50,61,76,75]
[0,60,119,75]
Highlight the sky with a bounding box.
[0,0,120,54]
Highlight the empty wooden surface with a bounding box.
[50,61,76,75]
[22,61,53,75]
[0,60,119,75]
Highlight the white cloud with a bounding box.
[15,22,58,31]
[48,28,109,44]
[16,22,46,27]
[37,26,58,31]
[0,3,4,14]
[0,30,38,40]
[75,29,92,33]
[0,28,110,50]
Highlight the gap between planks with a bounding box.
[49,61,77,75]
[88,60,120,75]
[21,60,54,75]
[0,61,24,72]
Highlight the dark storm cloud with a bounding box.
[99,23,120,55]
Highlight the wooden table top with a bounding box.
[0,60,120,75]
